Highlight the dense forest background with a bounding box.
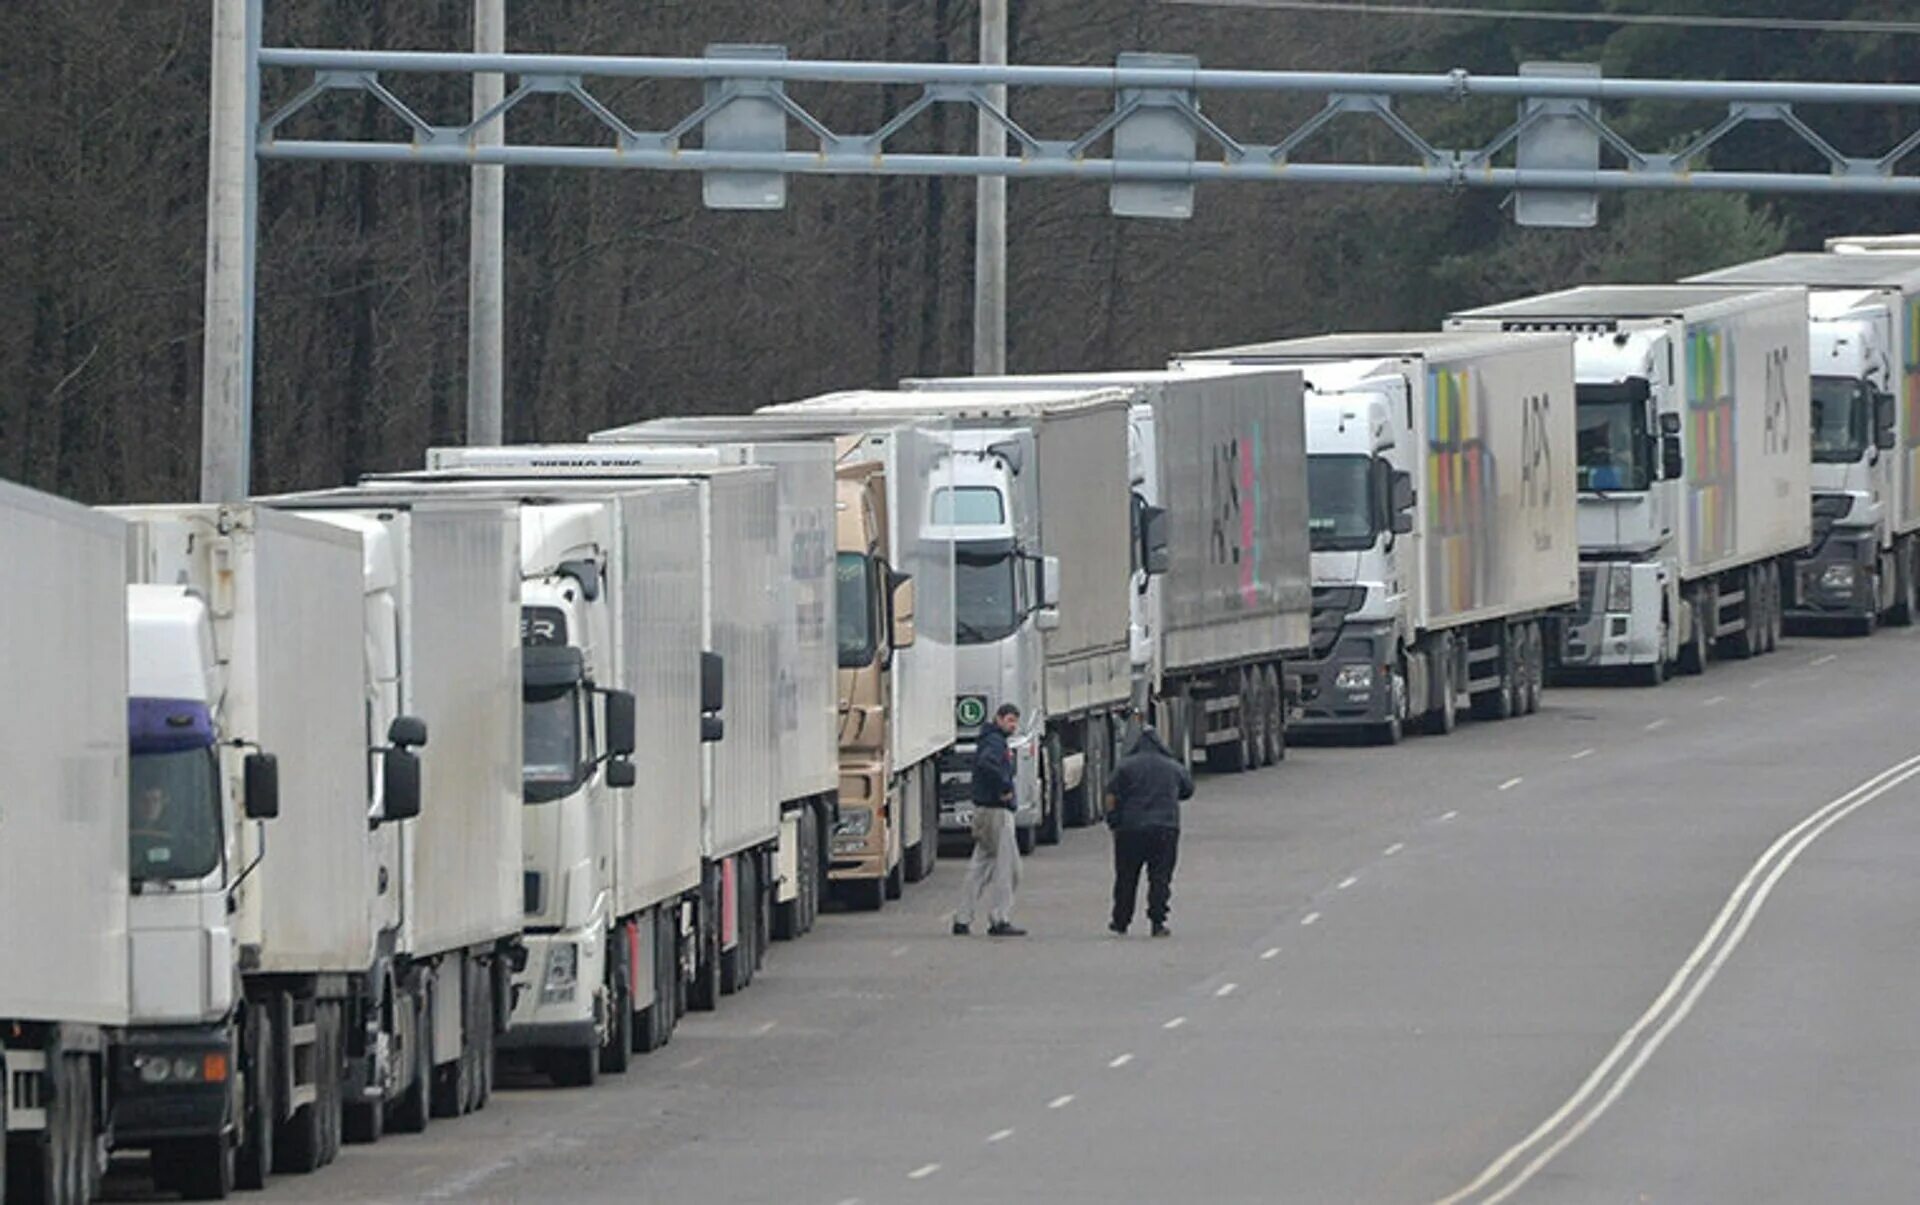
[3,1,1915,501]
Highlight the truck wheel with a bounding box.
[318,1002,343,1165]
[1890,544,1917,627]
[235,1004,275,1185]
[1369,661,1407,746]
[721,858,755,994]
[428,990,468,1120]
[1677,600,1709,675]
[548,1044,600,1090]
[1016,824,1038,855]
[1039,738,1065,844]
[1470,633,1512,722]
[1424,643,1457,734]
[1727,568,1764,658]
[274,999,325,1174]
[1262,666,1286,765]
[885,855,904,901]
[845,877,886,911]
[343,988,385,1144]
[1769,564,1787,649]
[388,990,431,1134]
[1528,624,1546,713]
[601,930,634,1075]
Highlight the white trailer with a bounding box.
[1448,287,1811,681]
[1685,254,1920,632]
[904,366,1313,777]
[107,503,383,1194]
[588,415,958,899]
[1181,333,1579,741]
[764,389,1134,850]
[384,458,788,1012]
[2,480,128,1205]
[257,493,522,1137]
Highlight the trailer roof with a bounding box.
[1450,284,1798,321]
[593,413,941,443]
[767,386,1132,417]
[1182,329,1565,362]
[1685,252,1920,291]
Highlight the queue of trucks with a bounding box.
[10,238,1920,1204]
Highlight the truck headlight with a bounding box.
[834,807,873,839]
[1333,663,1375,692]
[134,1054,172,1085]
[540,942,579,1004]
[1605,571,1634,614]
[1821,563,1858,593]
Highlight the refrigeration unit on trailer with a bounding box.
[1685,254,1920,632]
[106,504,408,1195]
[258,493,521,1137]
[1828,234,1920,254]
[2,481,127,1205]
[404,455,788,1012]
[340,477,709,1085]
[1179,333,1579,743]
[903,366,1312,778]
[761,389,1134,852]
[588,415,957,909]
[1448,286,1811,680]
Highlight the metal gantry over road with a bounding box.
[199,0,1920,500]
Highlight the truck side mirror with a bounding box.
[700,651,725,714]
[1141,506,1172,577]
[701,716,725,743]
[604,689,637,758]
[1877,425,1898,451]
[1876,389,1897,433]
[605,757,637,789]
[1389,470,1415,514]
[890,572,917,650]
[387,714,428,749]
[243,752,280,821]
[1662,435,1685,480]
[381,748,422,822]
[1659,411,1683,436]
[1391,511,1415,536]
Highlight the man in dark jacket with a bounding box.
[1105,721,1193,937]
[954,703,1026,936]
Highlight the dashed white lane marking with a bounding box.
[1748,677,1771,691]
[678,1055,707,1070]
[1499,777,1524,791]
[1216,982,1239,997]
[1570,748,1595,761]
[1812,653,1838,666]
[1702,694,1727,707]
[1439,810,1459,821]
[1337,876,1359,890]
[1261,947,1282,960]
[1384,842,1405,857]
[1436,749,1920,1205]
[1048,1094,1076,1110]
[890,944,910,957]
[987,1128,1014,1144]
[908,1163,941,1180]
[1645,718,1670,731]
[1301,912,1322,927]
[1164,1016,1188,1030]
[1109,1053,1135,1068]
[755,1021,778,1035]
[836,1197,863,1205]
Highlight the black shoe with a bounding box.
[1151,923,1171,938]
[987,923,1028,937]
[952,920,970,936]
[1108,921,1128,936]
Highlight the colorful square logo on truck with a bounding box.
[1427,367,1496,615]
[1686,324,1738,564]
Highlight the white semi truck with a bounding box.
[1449,287,1811,681]
[108,504,409,1196]
[258,495,523,1137]
[1180,333,1579,742]
[325,480,701,1089]
[763,389,1135,851]
[588,416,957,908]
[2,481,128,1205]
[1685,254,1920,633]
[903,366,1314,777]
[396,458,792,1011]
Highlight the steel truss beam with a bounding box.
[253,46,1920,196]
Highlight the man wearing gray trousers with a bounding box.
[954,704,1026,937]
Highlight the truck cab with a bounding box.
[116,587,256,1170]
[1297,380,1415,727]
[932,430,1049,848]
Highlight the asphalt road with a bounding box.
[105,626,1920,1203]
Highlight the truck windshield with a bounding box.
[955,549,1020,644]
[523,686,583,801]
[1811,375,1870,464]
[837,551,877,667]
[1307,455,1376,552]
[129,748,223,882]
[932,486,1006,525]
[1575,385,1651,492]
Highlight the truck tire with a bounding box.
[547,1043,599,1089]
[688,911,720,1013]
[1423,642,1457,735]
[343,985,385,1144]
[318,1002,343,1165]
[388,989,431,1134]
[1261,666,1286,765]
[1890,543,1917,627]
[167,1134,235,1202]
[275,998,325,1175]
[1525,624,1545,714]
[1369,661,1408,746]
[601,929,634,1075]
[844,876,886,911]
[1038,738,1065,845]
[1077,718,1109,824]
[28,1052,99,1205]
[428,989,468,1120]
[235,1004,275,1185]
[1016,824,1038,855]
[721,858,755,995]
[1470,633,1512,722]
[885,855,904,901]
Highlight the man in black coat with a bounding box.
[1104,721,1193,937]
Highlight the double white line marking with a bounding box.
[1436,750,1920,1205]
